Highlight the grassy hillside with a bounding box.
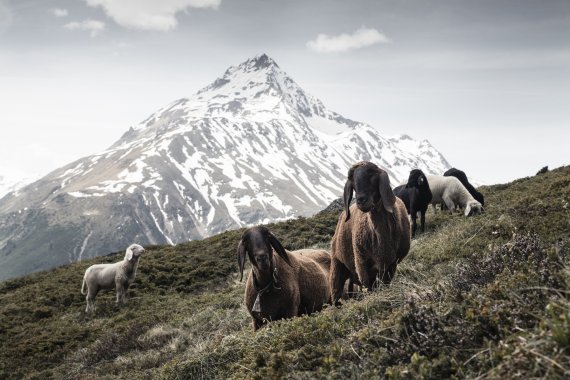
[1,166,569,379]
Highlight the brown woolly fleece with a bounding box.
[237,227,331,330]
[330,161,411,304]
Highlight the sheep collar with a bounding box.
[251,268,280,313]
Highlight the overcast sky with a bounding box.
[1,0,569,185]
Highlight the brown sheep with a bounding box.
[237,226,331,330]
[330,161,411,304]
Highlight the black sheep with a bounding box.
[443,168,484,206]
[393,169,432,237]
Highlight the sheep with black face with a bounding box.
[393,169,433,236]
[237,226,331,330]
[330,161,411,304]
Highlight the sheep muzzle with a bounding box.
[254,253,271,270]
[355,194,374,213]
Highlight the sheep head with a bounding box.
[344,161,396,221]
[465,200,483,217]
[406,169,427,188]
[406,169,432,202]
[237,226,292,282]
[125,244,145,261]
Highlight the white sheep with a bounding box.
[426,175,483,216]
[81,243,145,313]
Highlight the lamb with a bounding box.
[426,174,483,216]
[393,169,433,237]
[330,161,411,304]
[237,226,331,330]
[443,167,484,206]
[81,243,145,313]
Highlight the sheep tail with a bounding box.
[81,277,87,295]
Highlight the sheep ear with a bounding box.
[237,240,247,282]
[268,232,292,267]
[343,178,354,221]
[464,204,472,217]
[125,247,134,261]
[378,171,396,214]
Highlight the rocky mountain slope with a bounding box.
[0,54,450,280]
[0,174,35,199]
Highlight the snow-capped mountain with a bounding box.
[0,54,450,280]
[0,173,36,199]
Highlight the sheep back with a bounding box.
[84,263,123,291]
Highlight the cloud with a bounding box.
[307,27,391,54]
[51,8,69,17]
[85,0,221,31]
[64,19,106,37]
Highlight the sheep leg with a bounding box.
[442,195,455,214]
[355,265,373,291]
[410,210,418,237]
[287,304,300,318]
[366,267,379,290]
[116,283,128,305]
[420,210,426,233]
[85,298,94,313]
[85,288,98,313]
[330,258,350,305]
[252,318,263,331]
[381,262,398,285]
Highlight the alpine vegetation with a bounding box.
[2,166,570,379]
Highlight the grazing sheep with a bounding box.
[393,169,433,237]
[427,175,483,216]
[237,226,331,330]
[330,161,411,304]
[81,243,145,313]
[443,168,484,206]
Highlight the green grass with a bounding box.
[1,166,569,379]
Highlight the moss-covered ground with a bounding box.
[1,166,569,379]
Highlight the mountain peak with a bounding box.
[139,54,363,136]
[242,53,279,71]
[228,53,281,77]
[197,53,282,95]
